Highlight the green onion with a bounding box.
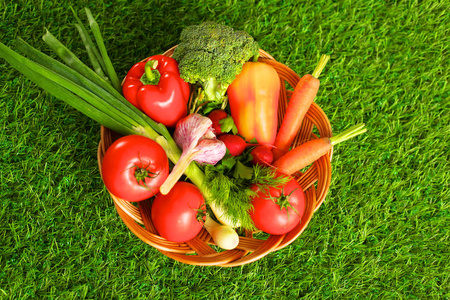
[84,7,121,92]
[42,29,110,93]
[0,42,132,135]
[13,42,143,130]
[14,38,159,139]
[74,23,107,79]
[71,8,108,79]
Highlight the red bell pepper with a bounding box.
[227,61,280,145]
[122,55,190,127]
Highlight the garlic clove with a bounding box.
[194,138,226,165]
[174,113,214,151]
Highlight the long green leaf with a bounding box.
[85,8,121,92]
[15,37,160,139]
[16,37,171,142]
[36,32,125,104]
[71,7,108,77]
[42,29,109,92]
[32,63,138,129]
[42,29,119,99]
[75,24,107,79]
[42,23,173,142]
[1,41,142,132]
[0,42,134,135]
[15,37,85,87]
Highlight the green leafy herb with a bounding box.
[219,115,238,135]
[248,137,259,144]
[233,161,253,180]
[203,158,289,230]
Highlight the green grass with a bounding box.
[1,0,449,299]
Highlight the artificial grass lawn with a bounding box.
[1,0,449,299]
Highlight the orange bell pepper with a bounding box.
[227,62,280,145]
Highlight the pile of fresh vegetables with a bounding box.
[0,9,366,251]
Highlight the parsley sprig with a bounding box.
[203,148,289,230]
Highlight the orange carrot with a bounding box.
[273,123,367,175]
[272,54,330,160]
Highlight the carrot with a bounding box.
[272,54,330,160]
[273,123,367,175]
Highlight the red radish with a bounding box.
[207,109,237,136]
[273,124,367,175]
[218,134,247,157]
[272,54,330,160]
[250,145,274,166]
[208,109,228,135]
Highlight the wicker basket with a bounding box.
[97,47,333,267]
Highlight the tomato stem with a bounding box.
[134,166,159,187]
[268,188,301,226]
[195,208,207,224]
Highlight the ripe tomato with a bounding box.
[151,181,205,243]
[249,174,306,235]
[101,135,169,202]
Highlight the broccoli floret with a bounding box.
[172,21,259,110]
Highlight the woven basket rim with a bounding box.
[97,47,333,267]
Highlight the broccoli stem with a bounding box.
[252,53,260,62]
[203,77,228,103]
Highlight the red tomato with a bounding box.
[151,182,205,243]
[101,135,169,202]
[249,174,306,235]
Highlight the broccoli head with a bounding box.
[172,21,259,109]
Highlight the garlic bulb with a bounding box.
[159,113,226,195]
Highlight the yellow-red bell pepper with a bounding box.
[227,62,280,145]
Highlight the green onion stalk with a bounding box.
[0,8,236,227]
